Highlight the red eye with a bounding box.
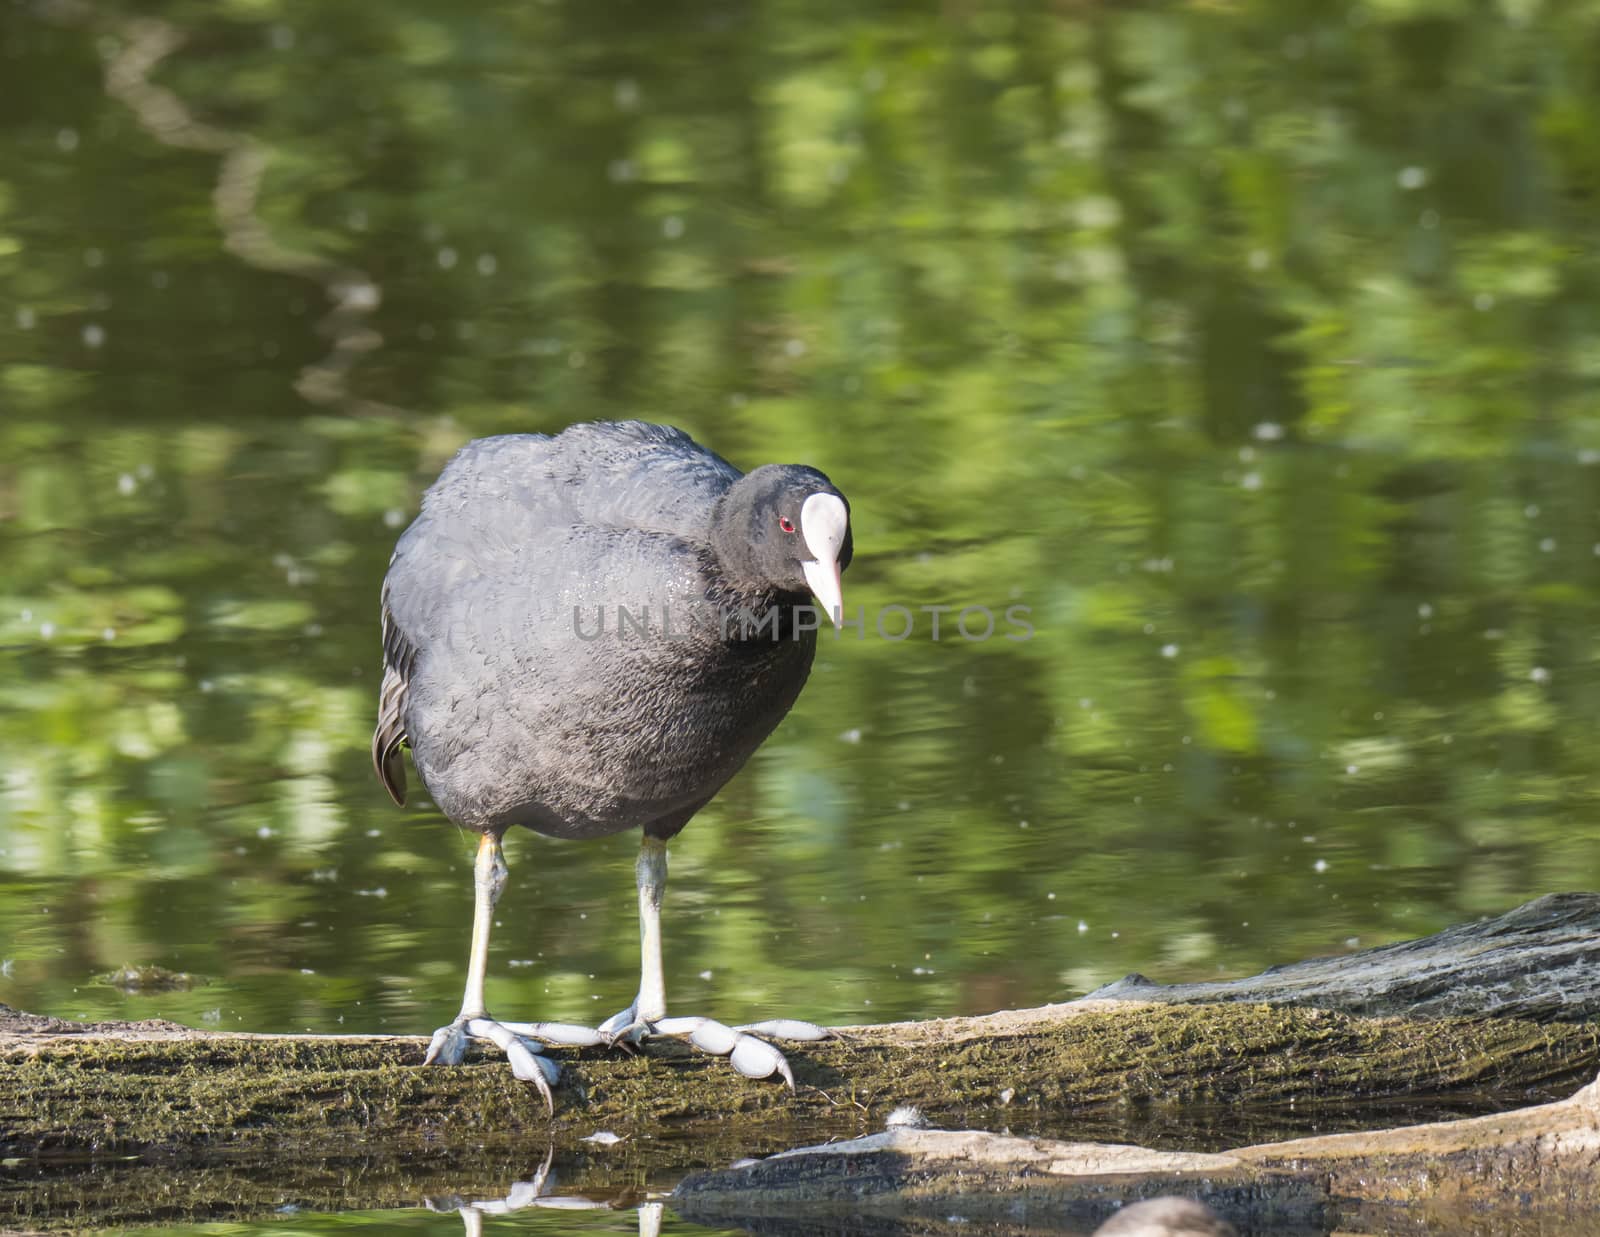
[779,516,796,534]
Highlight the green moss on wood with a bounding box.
[5,1002,1598,1230]
[5,1003,1596,1162]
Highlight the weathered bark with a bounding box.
[4,1000,1593,1159]
[1085,892,1600,1021]
[4,894,1600,1231]
[675,1074,1600,1235]
[674,1127,1331,1235]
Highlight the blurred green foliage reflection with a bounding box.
[4,0,1600,1037]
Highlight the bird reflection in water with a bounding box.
[425,1146,666,1237]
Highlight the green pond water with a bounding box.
[5,0,1600,1229]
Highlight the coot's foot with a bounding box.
[597,1005,827,1089]
[424,1015,602,1111]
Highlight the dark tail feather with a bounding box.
[373,662,409,806]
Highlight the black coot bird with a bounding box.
[373,420,852,1106]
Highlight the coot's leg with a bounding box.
[423,831,582,1111]
[597,836,827,1088]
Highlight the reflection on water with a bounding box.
[128,1205,1108,1237]
[116,1197,1600,1237]
[6,0,1600,1206]
[135,1206,733,1237]
[124,1204,1114,1237]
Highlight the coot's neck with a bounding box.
[695,543,813,645]
[703,477,812,645]
[706,477,766,587]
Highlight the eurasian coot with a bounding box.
[373,420,852,1107]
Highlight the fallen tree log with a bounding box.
[674,1071,1600,1235]
[673,1127,1333,1235]
[1085,891,1600,1021]
[3,1000,1593,1159]
[3,894,1599,1231]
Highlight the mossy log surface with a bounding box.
[5,894,1600,1230]
[4,1000,1595,1160]
[3,1000,1595,1231]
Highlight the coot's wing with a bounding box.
[372,422,739,809]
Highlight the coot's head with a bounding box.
[713,464,853,623]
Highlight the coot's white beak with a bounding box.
[800,492,848,626]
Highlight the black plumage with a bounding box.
[372,419,853,1100]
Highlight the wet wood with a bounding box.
[1084,891,1600,1021]
[675,1074,1600,1234]
[3,999,1594,1161]
[4,893,1600,1231]
[673,1126,1328,1233]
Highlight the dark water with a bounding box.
[5,0,1600,1230]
